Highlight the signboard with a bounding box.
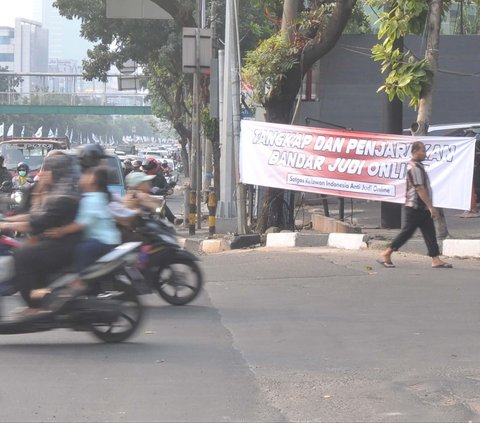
[182,28,212,74]
[240,120,476,211]
[106,0,173,19]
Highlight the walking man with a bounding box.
[379,140,452,269]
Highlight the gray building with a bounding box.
[294,34,480,133]
[0,26,15,70]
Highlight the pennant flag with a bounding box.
[6,124,13,137]
[34,127,43,138]
[69,128,73,141]
[0,123,4,137]
[48,128,54,138]
[54,128,58,138]
[21,126,25,137]
[65,127,69,137]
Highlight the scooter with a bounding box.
[0,240,144,343]
[128,213,203,306]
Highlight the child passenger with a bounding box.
[46,165,121,272]
[44,166,121,307]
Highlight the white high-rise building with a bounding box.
[14,18,49,93]
[42,0,91,61]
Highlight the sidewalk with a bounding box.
[175,198,480,258]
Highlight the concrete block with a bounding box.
[442,239,480,258]
[183,238,204,254]
[311,214,362,233]
[327,233,368,250]
[295,233,329,247]
[201,239,230,254]
[230,234,261,249]
[266,232,329,248]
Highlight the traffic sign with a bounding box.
[106,0,173,19]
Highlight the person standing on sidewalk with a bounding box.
[378,141,452,269]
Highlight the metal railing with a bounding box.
[0,72,149,107]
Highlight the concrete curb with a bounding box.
[442,239,480,258]
[328,233,368,250]
[266,232,329,248]
[179,231,480,258]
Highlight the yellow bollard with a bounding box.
[207,189,217,235]
[189,191,196,235]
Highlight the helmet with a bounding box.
[132,159,142,170]
[124,159,132,166]
[17,161,29,172]
[78,144,105,169]
[141,157,159,175]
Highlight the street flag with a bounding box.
[0,123,4,137]
[54,128,58,138]
[21,126,25,137]
[34,127,43,138]
[69,128,73,141]
[65,127,69,137]
[48,128,54,138]
[6,124,13,137]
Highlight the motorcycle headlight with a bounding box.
[12,191,23,204]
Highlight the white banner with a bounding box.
[239,120,476,210]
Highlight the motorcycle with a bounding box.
[0,181,29,217]
[127,213,203,306]
[0,239,144,343]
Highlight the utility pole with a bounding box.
[231,0,247,234]
[459,0,465,35]
[216,0,238,233]
[189,0,203,232]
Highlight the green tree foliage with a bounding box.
[366,0,442,107]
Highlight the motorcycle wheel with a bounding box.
[155,260,203,305]
[90,280,143,343]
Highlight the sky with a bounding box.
[0,0,39,26]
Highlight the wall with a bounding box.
[295,34,480,133]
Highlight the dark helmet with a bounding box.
[17,161,29,172]
[78,144,105,169]
[132,159,142,170]
[141,157,159,175]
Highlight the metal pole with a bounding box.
[195,0,202,229]
[230,0,247,234]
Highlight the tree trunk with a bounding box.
[256,0,356,233]
[412,0,449,239]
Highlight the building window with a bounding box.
[0,36,12,45]
[0,53,14,62]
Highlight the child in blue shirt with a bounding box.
[45,165,121,273]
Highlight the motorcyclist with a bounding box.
[12,162,33,191]
[78,143,105,172]
[0,154,81,317]
[0,155,12,188]
[160,160,172,175]
[123,171,175,223]
[123,159,133,176]
[141,157,169,194]
[132,160,143,172]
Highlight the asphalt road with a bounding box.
[1,246,480,422]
